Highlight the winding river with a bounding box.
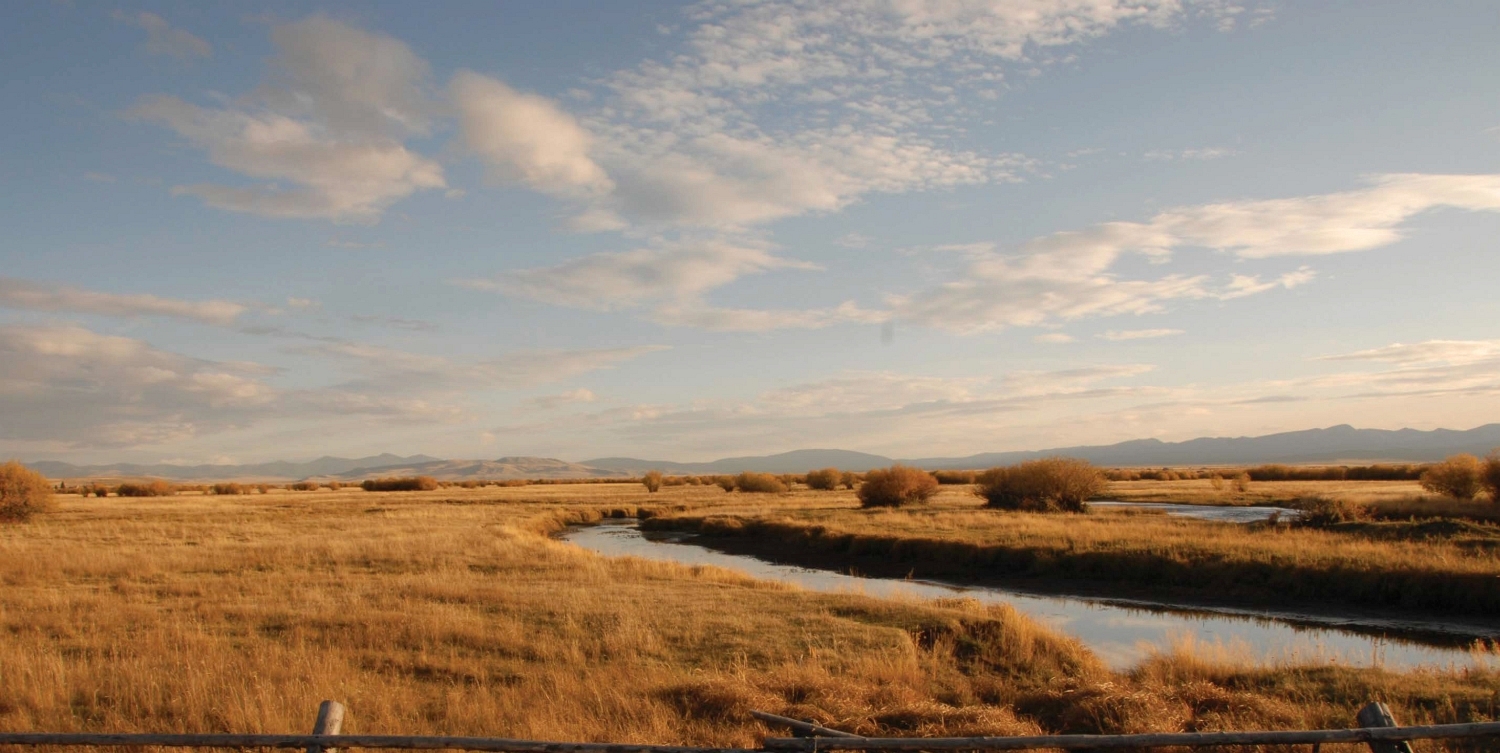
[561,511,1498,672]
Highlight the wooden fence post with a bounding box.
[1356,702,1413,753]
[307,700,345,753]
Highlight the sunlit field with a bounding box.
[1,481,1498,751]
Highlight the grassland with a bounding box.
[1,482,1497,751]
[644,483,1500,621]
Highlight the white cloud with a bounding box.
[115,11,211,61]
[1098,329,1185,341]
[132,18,445,221]
[538,0,1255,230]
[893,174,1500,332]
[462,237,893,332]
[135,95,445,221]
[0,325,273,447]
[0,277,247,326]
[461,238,816,310]
[1144,147,1236,161]
[307,341,668,394]
[451,71,613,199]
[1320,339,1500,366]
[1218,267,1316,299]
[649,300,886,332]
[264,16,434,138]
[834,232,872,249]
[1034,333,1076,343]
[525,388,598,410]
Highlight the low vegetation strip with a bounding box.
[3,483,1497,748]
[643,510,1500,620]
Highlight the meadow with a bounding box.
[0,481,1497,751]
[645,481,1500,620]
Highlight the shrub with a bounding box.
[804,468,841,491]
[0,461,53,522]
[1420,454,1484,500]
[974,457,1103,513]
[1294,496,1369,526]
[255,483,272,494]
[840,471,859,490]
[116,480,176,497]
[714,476,736,492]
[210,483,246,495]
[325,481,344,490]
[360,476,439,492]
[289,481,320,491]
[857,465,938,508]
[642,470,663,493]
[1209,474,1225,491]
[1484,450,1500,504]
[1232,472,1251,493]
[933,470,977,485]
[733,472,787,494]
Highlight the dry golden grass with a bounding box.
[1103,478,1431,506]
[648,486,1500,618]
[0,483,1496,751]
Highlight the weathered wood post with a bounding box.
[1356,702,1413,753]
[307,700,345,753]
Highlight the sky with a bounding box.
[3,0,1500,465]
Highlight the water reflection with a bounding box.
[1089,500,1298,523]
[562,521,1493,671]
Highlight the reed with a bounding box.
[0,483,1494,749]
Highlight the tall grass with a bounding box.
[652,500,1500,619]
[733,472,787,494]
[974,458,1103,513]
[642,470,664,493]
[0,485,1495,746]
[857,466,938,508]
[360,476,438,492]
[805,468,841,491]
[1422,454,1486,500]
[116,480,176,497]
[0,461,52,522]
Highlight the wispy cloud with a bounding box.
[1098,329,1185,341]
[891,174,1500,332]
[131,17,445,221]
[0,276,247,326]
[113,11,211,61]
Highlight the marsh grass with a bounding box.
[650,491,1500,618]
[0,483,1495,749]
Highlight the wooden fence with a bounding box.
[3,701,1498,753]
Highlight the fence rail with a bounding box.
[2,700,1497,753]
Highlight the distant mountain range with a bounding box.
[586,424,1500,473]
[314,457,626,482]
[29,424,1500,481]
[30,454,442,482]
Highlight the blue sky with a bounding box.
[3,0,1500,464]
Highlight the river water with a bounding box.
[561,517,1496,671]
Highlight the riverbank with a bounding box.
[642,502,1500,623]
[2,484,1496,748]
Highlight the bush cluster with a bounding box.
[289,481,320,492]
[1485,451,1500,503]
[732,472,787,494]
[1420,454,1486,500]
[0,461,53,522]
[857,465,938,508]
[642,470,663,493]
[210,483,247,495]
[974,457,1103,513]
[932,470,977,485]
[360,476,439,492]
[804,468,841,491]
[116,480,176,497]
